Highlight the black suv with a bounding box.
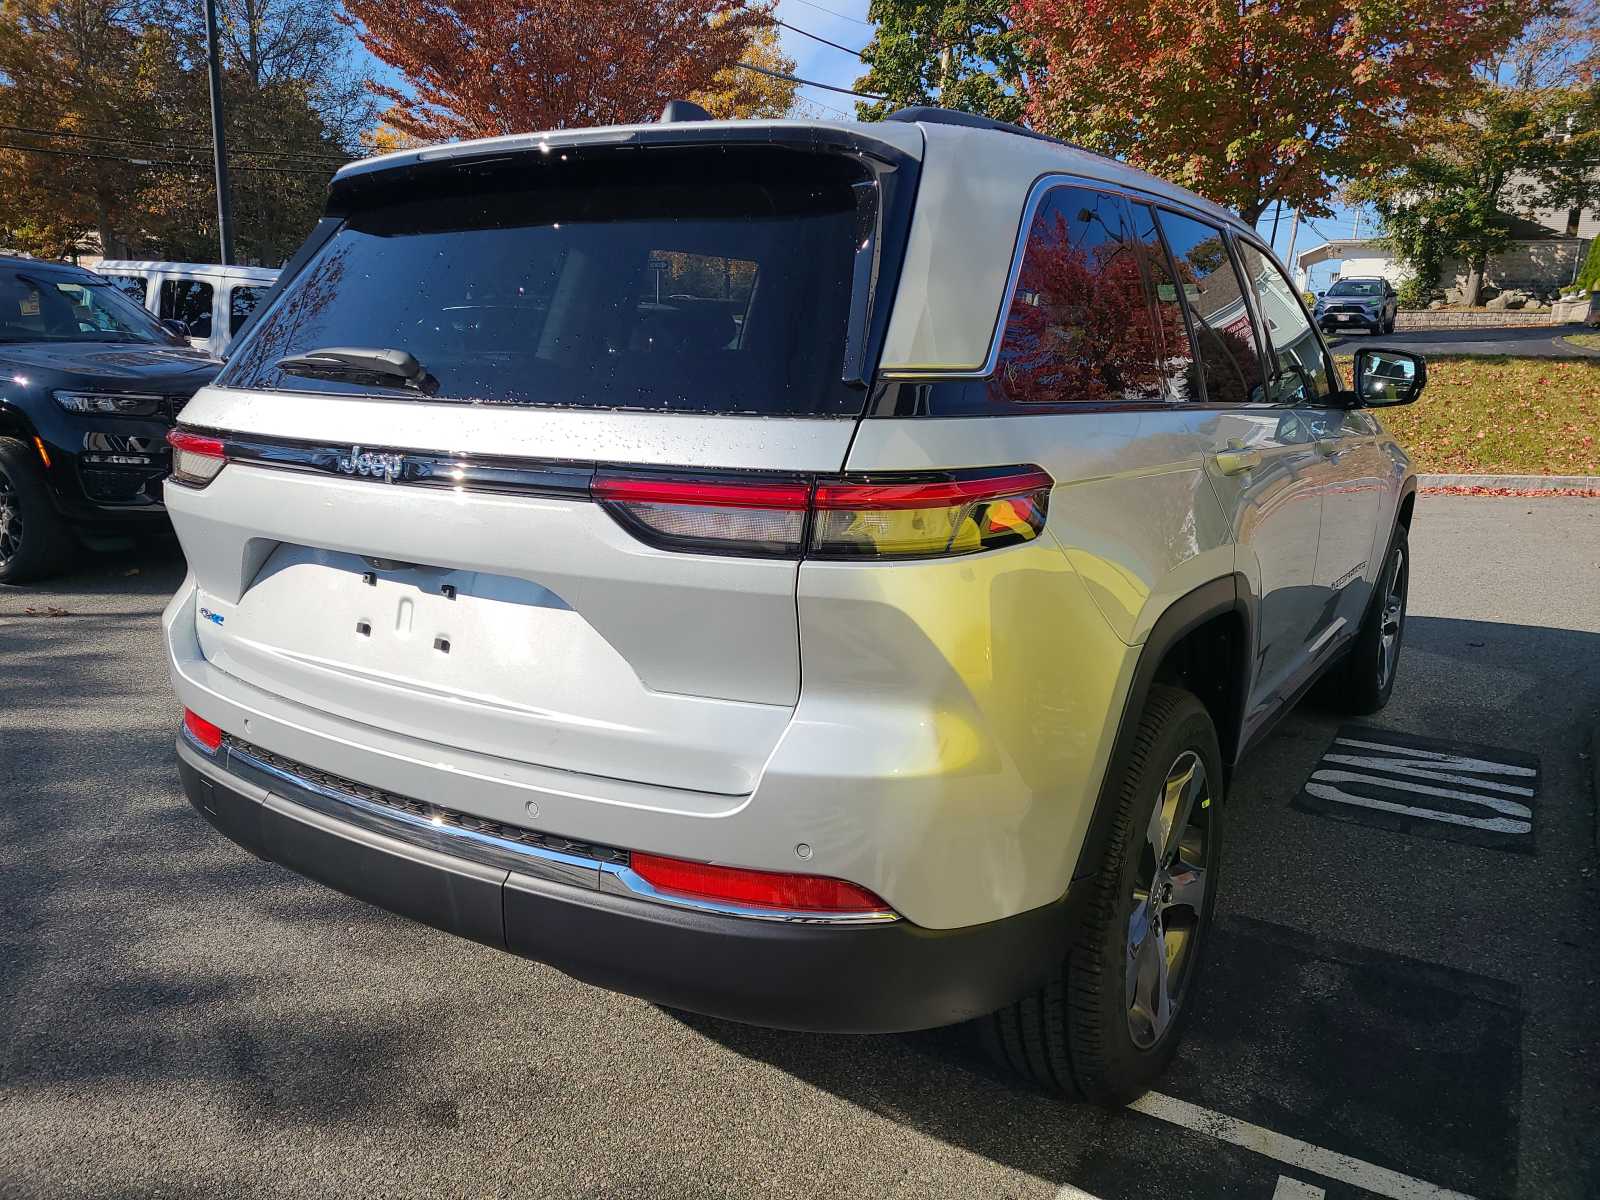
[0,256,220,582]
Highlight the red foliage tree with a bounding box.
[339,0,773,139]
[1014,0,1544,222]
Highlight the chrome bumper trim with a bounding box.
[216,740,899,925]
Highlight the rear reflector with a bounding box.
[592,465,1051,560]
[167,430,227,487]
[182,708,223,753]
[630,852,894,914]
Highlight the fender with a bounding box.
[0,399,40,441]
[1070,573,1253,882]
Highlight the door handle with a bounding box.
[1315,438,1342,459]
[1212,447,1262,476]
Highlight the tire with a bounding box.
[977,685,1223,1105]
[1319,526,1409,715]
[0,436,74,584]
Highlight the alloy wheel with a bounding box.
[0,469,21,568]
[1377,544,1407,690]
[1126,750,1211,1050]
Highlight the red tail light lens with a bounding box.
[167,430,227,487]
[593,465,1050,560]
[592,472,811,557]
[182,708,224,753]
[811,467,1052,559]
[630,852,894,914]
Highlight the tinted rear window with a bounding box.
[221,149,871,415]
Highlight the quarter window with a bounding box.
[990,186,1164,406]
[1156,211,1263,405]
[1236,242,1332,403]
[159,279,213,338]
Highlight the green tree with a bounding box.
[1348,88,1546,306]
[691,14,799,119]
[853,0,1036,123]
[1014,0,1540,223]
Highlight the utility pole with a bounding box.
[204,0,235,265]
[1269,199,1284,252]
[1285,209,1302,288]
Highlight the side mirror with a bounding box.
[1353,346,1425,407]
[162,318,190,338]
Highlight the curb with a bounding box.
[1418,473,1600,490]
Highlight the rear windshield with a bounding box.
[221,148,871,415]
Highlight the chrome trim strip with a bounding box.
[180,722,220,757]
[196,432,596,499]
[218,742,900,925]
[878,171,1254,381]
[227,743,601,888]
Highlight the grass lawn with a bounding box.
[1335,355,1600,475]
[1560,332,1600,352]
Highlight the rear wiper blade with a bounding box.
[274,346,438,395]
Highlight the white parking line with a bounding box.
[1273,1178,1327,1199]
[1129,1092,1481,1200]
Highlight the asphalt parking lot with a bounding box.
[1326,323,1600,358]
[2,497,1598,1200]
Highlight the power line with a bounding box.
[737,60,884,100]
[786,0,873,26]
[0,123,350,166]
[775,17,866,58]
[0,141,337,176]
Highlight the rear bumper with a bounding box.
[178,737,1079,1034]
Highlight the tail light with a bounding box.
[167,430,227,487]
[182,708,224,753]
[630,851,894,915]
[593,465,1051,560]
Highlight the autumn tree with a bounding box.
[854,0,1036,123]
[1015,0,1542,223]
[339,0,774,139]
[0,0,362,264]
[691,16,798,119]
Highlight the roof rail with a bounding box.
[884,106,1092,153]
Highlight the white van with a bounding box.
[96,261,279,358]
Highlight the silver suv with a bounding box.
[164,107,1424,1103]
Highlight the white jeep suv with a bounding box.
[164,106,1423,1103]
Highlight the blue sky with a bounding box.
[349,0,1366,289]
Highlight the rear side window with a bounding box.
[106,274,148,304]
[229,286,265,336]
[1129,203,1198,402]
[161,279,214,337]
[1235,242,1332,402]
[990,186,1164,405]
[1156,211,1263,405]
[222,149,871,415]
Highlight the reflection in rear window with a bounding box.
[221,149,869,415]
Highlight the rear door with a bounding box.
[167,141,912,797]
[1152,209,1325,722]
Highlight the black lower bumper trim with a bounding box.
[179,752,1080,1034]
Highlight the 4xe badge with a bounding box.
[336,446,406,483]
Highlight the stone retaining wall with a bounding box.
[1396,310,1557,330]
